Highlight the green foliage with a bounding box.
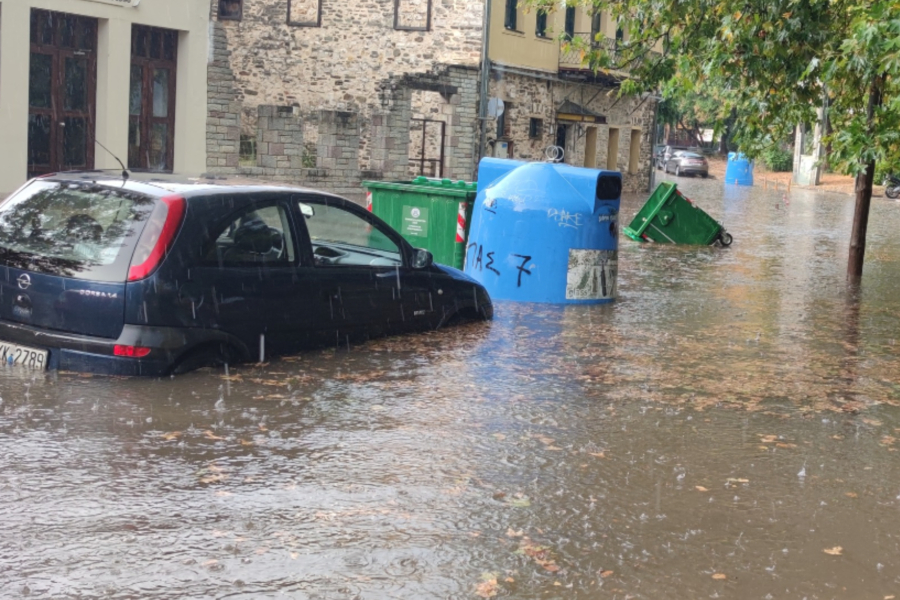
[761,147,793,172]
[874,162,895,186]
[528,0,900,175]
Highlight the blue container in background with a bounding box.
[464,157,622,304]
[725,152,754,186]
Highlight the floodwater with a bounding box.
[3,174,900,599]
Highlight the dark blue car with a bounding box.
[0,173,492,375]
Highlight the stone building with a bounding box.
[486,1,658,193]
[205,0,657,200]
[206,0,485,201]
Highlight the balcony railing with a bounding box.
[559,34,618,70]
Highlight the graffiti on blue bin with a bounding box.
[466,243,533,288]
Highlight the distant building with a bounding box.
[1,0,659,197]
[205,0,486,200]
[0,0,210,195]
[486,1,658,192]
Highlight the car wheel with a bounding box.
[675,166,681,176]
[701,173,709,179]
[172,343,238,375]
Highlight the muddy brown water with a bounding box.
[2,174,900,599]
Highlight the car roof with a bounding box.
[40,171,343,202]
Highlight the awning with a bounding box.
[556,101,607,124]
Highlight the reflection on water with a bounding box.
[2,177,900,598]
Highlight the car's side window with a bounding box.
[297,201,403,267]
[204,204,295,266]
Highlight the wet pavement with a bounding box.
[3,173,900,599]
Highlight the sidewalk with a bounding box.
[706,156,884,197]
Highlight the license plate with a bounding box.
[0,340,48,370]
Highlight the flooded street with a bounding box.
[4,175,900,599]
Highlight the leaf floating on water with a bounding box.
[506,494,531,508]
[518,539,561,572]
[846,492,858,498]
[204,430,225,441]
[712,573,727,580]
[695,486,709,492]
[161,431,182,441]
[475,573,499,598]
[199,474,226,484]
[589,452,606,458]
[239,439,254,446]
[823,546,843,556]
[600,570,614,578]
[726,478,749,484]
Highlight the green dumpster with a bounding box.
[362,176,477,269]
[623,182,733,246]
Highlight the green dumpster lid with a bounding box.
[362,176,477,198]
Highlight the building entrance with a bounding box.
[28,9,98,178]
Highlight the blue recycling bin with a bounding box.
[464,157,622,304]
[725,152,754,185]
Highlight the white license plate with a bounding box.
[0,340,48,370]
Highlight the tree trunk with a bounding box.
[717,109,736,155]
[847,76,883,284]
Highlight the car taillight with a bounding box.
[114,345,151,357]
[128,195,185,281]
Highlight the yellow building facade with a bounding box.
[486,0,656,192]
[0,0,210,195]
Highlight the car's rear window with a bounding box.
[0,180,157,281]
[682,153,704,159]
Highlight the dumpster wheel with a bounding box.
[719,231,733,247]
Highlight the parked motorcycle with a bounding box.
[885,174,900,199]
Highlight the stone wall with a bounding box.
[486,69,657,193]
[206,0,485,200]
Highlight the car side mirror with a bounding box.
[412,248,433,269]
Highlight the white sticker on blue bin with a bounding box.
[566,249,618,300]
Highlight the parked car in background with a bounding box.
[664,151,709,177]
[0,173,493,375]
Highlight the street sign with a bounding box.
[487,98,505,119]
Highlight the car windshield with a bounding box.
[0,180,156,281]
[682,153,704,159]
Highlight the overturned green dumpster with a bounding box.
[623,182,733,246]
